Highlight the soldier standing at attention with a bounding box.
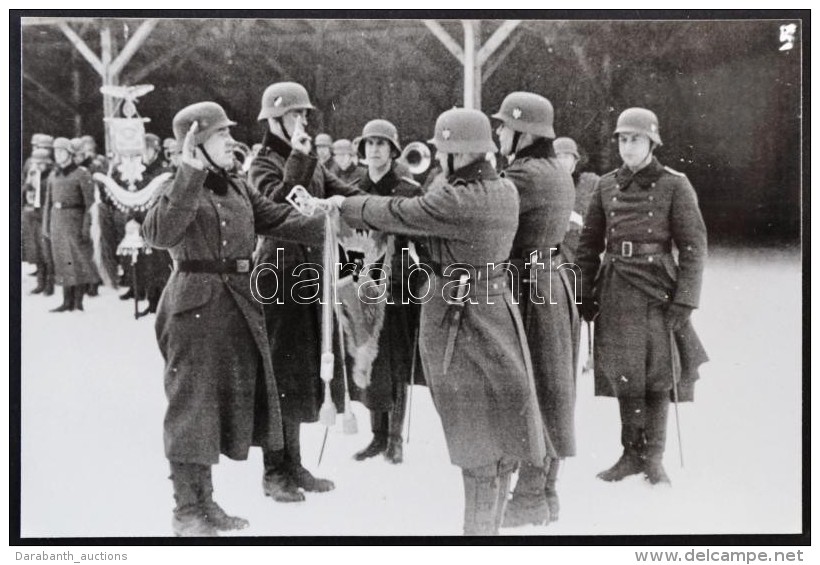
[42,137,99,312]
[327,139,364,186]
[491,92,577,528]
[576,108,708,486]
[314,132,333,167]
[249,81,363,503]
[142,102,326,536]
[327,108,549,535]
[350,119,423,465]
[22,137,55,296]
[553,136,600,264]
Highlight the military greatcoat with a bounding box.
[576,158,709,401]
[141,163,324,465]
[42,163,100,287]
[249,131,363,423]
[502,140,578,457]
[340,159,551,470]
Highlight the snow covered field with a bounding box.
[18,245,803,538]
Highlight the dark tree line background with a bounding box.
[20,18,803,244]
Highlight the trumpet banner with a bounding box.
[335,218,393,389]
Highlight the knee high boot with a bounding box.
[73,284,85,311]
[462,464,503,536]
[286,418,334,493]
[50,285,75,313]
[385,384,408,464]
[199,466,249,531]
[354,411,388,461]
[494,459,516,532]
[644,392,671,485]
[597,397,646,481]
[170,462,217,537]
[501,460,550,527]
[544,458,561,522]
[31,266,47,294]
[262,422,305,503]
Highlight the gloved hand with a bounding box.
[665,302,693,331]
[578,298,599,322]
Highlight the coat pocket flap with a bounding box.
[168,276,213,314]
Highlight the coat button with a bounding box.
[647,228,653,234]
[195,314,201,319]
[611,196,617,201]
[648,211,654,217]
[651,183,656,188]
[686,245,693,251]
[620,375,628,382]
[217,203,222,208]
[222,240,228,246]
[610,227,616,233]
[610,211,615,217]
[649,195,655,201]
[648,256,654,263]
[615,184,621,189]
[221,221,227,227]
[306,246,312,252]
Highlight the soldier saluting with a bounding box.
[326,108,549,536]
[576,108,708,485]
[249,82,362,503]
[142,101,325,536]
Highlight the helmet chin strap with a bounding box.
[276,117,291,140]
[198,144,227,173]
[447,154,455,176]
[511,131,522,155]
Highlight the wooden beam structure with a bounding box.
[425,19,522,110]
[23,72,78,115]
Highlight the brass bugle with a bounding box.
[398,141,432,175]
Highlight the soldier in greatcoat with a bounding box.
[327,108,550,536]
[141,102,326,536]
[42,137,100,312]
[22,137,55,296]
[490,93,577,527]
[315,132,334,167]
[327,139,364,186]
[249,82,363,503]
[576,108,709,485]
[349,119,423,465]
[553,136,600,264]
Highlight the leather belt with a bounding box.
[53,202,83,210]
[175,258,252,274]
[606,241,671,257]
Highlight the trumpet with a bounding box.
[398,141,432,175]
[232,141,253,173]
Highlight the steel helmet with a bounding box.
[53,137,75,154]
[163,137,178,152]
[315,133,333,147]
[428,108,497,154]
[70,137,84,154]
[31,133,47,146]
[614,107,662,146]
[35,135,54,149]
[30,148,52,163]
[491,92,555,138]
[359,119,401,158]
[80,135,97,151]
[144,133,162,149]
[173,101,237,145]
[332,139,355,156]
[553,137,580,160]
[258,82,316,121]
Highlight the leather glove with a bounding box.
[578,298,599,322]
[665,303,693,331]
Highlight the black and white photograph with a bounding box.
[11,11,809,552]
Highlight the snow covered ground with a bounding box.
[18,245,803,538]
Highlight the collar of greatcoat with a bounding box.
[360,165,398,196]
[449,159,498,185]
[261,129,293,159]
[615,157,665,190]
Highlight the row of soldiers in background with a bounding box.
[22,134,101,311]
[22,131,184,317]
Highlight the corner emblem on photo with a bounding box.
[650,123,658,132]
[779,23,797,51]
[274,96,283,107]
[512,107,523,119]
[442,128,451,140]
